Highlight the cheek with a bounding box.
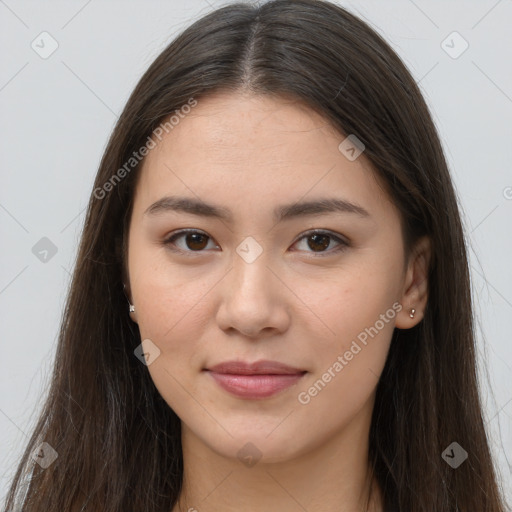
[128,242,219,403]
[133,268,214,414]
[304,258,401,350]
[136,275,211,343]
[293,255,402,410]
[294,298,396,438]
[129,236,216,339]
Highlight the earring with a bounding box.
[409,308,416,319]
[123,283,135,313]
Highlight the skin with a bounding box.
[125,90,430,512]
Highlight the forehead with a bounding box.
[152,91,344,163]
[133,90,395,222]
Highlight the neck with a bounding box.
[172,403,383,512]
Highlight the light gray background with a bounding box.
[1,0,511,506]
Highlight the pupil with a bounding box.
[308,234,329,252]
[187,233,208,250]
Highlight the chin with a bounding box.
[193,421,309,466]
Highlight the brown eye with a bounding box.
[164,230,216,253]
[184,232,209,250]
[307,233,331,252]
[293,230,349,256]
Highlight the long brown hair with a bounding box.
[4,1,507,510]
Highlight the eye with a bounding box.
[163,228,349,256]
[291,229,349,256]
[163,229,219,254]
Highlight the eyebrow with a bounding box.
[144,195,370,222]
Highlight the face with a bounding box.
[126,90,423,463]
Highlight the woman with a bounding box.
[4,0,508,510]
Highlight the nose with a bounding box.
[215,248,291,339]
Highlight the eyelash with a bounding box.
[162,229,349,257]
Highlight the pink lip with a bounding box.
[205,360,307,399]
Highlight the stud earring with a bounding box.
[129,303,135,313]
[409,308,416,319]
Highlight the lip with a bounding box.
[204,360,307,399]
[207,360,305,375]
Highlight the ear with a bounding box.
[395,236,431,329]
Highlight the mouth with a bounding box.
[203,360,307,399]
